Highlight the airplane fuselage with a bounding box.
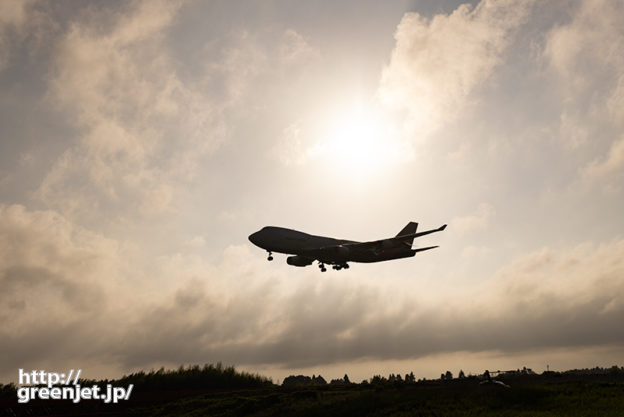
[248,222,446,270]
[249,226,354,254]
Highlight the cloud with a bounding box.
[273,122,307,166]
[204,30,269,106]
[378,0,534,136]
[0,204,124,376]
[544,0,624,106]
[452,203,495,235]
[583,136,624,185]
[105,241,624,371]
[0,0,33,70]
[279,29,319,65]
[2,202,624,381]
[38,0,229,222]
[4,0,624,385]
[543,0,624,170]
[240,240,624,367]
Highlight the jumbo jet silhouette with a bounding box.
[248,222,446,271]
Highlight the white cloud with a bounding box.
[543,0,624,167]
[39,0,228,223]
[273,122,307,166]
[583,136,624,183]
[452,203,495,235]
[204,31,268,106]
[379,0,534,137]
[185,236,206,248]
[544,0,624,104]
[279,29,319,65]
[461,245,492,260]
[491,240,624,317]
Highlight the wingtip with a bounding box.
[439,224,447,231]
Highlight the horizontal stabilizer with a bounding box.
[413,245,439,253]
[410,224,447,239]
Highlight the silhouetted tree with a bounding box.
[344,374,351,384]
[459,370,466,379]
[370,375,387,384]
[445,371,453,380]
[0,383,17,399]
[312,375,327,385]
[283,375,313,387]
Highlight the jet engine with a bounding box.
[287,255,314,267]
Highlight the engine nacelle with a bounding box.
[287,255,314,267]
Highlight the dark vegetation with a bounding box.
[113,363,273,391]
[2,364,624,416]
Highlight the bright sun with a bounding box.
[309,100,408,183]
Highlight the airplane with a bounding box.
[248,222,446,271]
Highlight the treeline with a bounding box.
[0,383,16,399]
[282,374,351,387]
[559,365,624,376]
[281,372,416,387]
[4,364,624,398]
[110,363,273,391]
[0,363,273,398]
[280,365,624,387]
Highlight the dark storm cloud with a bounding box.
[0,204,121,378]
[1,204,624,381]
[111,240,624,370]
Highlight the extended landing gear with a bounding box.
[319,262,350,271]
[267,251,273,261]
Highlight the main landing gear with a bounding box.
[267,251,273,261]
[319,262,349,272]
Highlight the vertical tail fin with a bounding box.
[396,222,418,247]
[396,222,418,237]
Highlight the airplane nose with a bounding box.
[248,231,260,245]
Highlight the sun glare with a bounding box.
[310,101,407,183]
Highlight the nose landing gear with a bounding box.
[267,251,273,261]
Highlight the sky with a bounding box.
[1,0,623,384]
